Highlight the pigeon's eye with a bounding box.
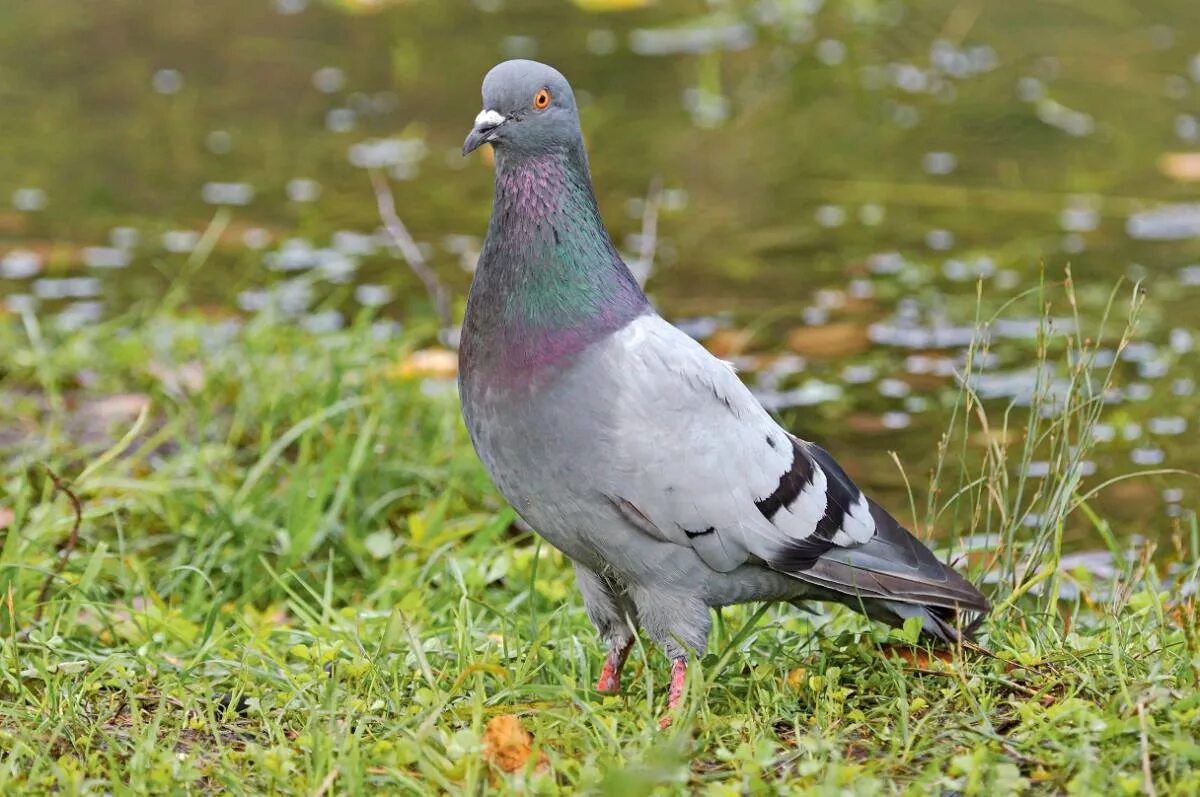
[533,88,551,110]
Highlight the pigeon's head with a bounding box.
[463,60,581,158]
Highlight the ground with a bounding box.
[0,305,1197,796]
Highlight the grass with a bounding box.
[1,276,1198,796]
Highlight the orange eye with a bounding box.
[533,88,551,110]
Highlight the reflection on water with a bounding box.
[0,0,1197,538]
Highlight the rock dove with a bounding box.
[459,60,988,725]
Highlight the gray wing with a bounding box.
[590,315,988,616]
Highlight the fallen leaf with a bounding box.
[880,645,955,669]
[483,714,549,774]
[1160,152,1200,182]
[393,348,458,379]
[148,361,206,394]
[786,323,869,358]
[785,667,807,690]
[705,328,753,358]
[570,0,652,10]
[0,507,14,530]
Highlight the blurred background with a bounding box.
[2,0,1198,543]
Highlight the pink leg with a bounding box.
[596,638,634,694]
[658,657,688,729]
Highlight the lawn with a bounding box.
[1,281,1198,795]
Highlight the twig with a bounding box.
[632,177,663,287]
[1138,701,1157,797]
[368,169,452,330]
[32,468,82,623]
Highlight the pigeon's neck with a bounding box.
[462,145,649,380]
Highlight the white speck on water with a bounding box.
[472,0,502,11]
[631,24,753,57]
[1037,98,1093,136]
[371,319,403,340]
[922,151,956,175]
[12,187,47,212]
[878,377,911,398]
[1131,447,1166,466]
[842,364,877,384]
[1123,422,1143,441]
[891,62,929,93]
[333,230,378,256]
[300,310,344,334]
[1171,328,1195,354]
[242,228,272,250]
[1172,377,1195,396]
[348,137,427,169]
[1176,114,1200,142]
[815,205,846,227]
[868,251,905,274]
[801,306,829,325]
[312,66,345,94]
[1180,264,1200,285]
[162,230,200,253]
[847,278,874,299]
[34,277,101,299]
[206,130,233,154]
[1164,488,1185,503]
[682,87,730,128]
[152,68,184,95]
[1127,204,1200,240]
[1191,53,1200,82]
[202,182,254,206]
[890,103,919,127]
[1026,461,1050,478]
[1060,203,1099,232]
[926,229,955,250]
[881,412,911,430]
[1125,382,1153,401]
[286,179,322,203]
[1138,358,1169,379]
[661,188,689,211]
[904,396,928,413]
[354,284,393,307]
[110,227,140,250]
[1017,77,1044,102]
[815,38,846,66]
[586,29,617,56]
[1092,423,1116,442]
[1,249,42,279]
[1148,416,1188,436]
[1062,234,1086,254]
[274,0,307,14]
[326,108,356,133]
[755,379,843,411]
[82,246,130,269]
[54,301,104,332]
[859,203,885,226]
[5,294,36,314]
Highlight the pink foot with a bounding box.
[658,657,687,729]
[596,638,634,694]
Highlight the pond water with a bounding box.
[1,0,1198,542]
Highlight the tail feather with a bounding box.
[789,498,989,642]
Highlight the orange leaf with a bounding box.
[786,323,869,358]
[483,714,549,774]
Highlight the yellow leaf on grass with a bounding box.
[392,348,458,379]
[571,0,652,11]
[483,714,549,774]
[1160,152,1200,182]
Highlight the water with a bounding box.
[1,0,1198,539]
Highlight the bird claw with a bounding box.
[595,638,634,694]
[657,657,688,729]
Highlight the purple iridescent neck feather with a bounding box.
[460,143,649,383]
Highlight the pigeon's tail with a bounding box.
[791,498,990,644]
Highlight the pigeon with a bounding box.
[459,60,988,725]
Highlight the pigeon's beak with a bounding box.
[463,109,506,156]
